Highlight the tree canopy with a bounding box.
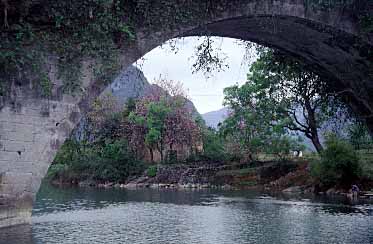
[222,49,346,154]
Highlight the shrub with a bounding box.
[311,135,361,188]
[92,139,145,182]
[46,164,70,181]
[147,166,158,177]
[196,128,238,163]
[48,139,145,183]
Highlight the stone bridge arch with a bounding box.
[0,0,372,227]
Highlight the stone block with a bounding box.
[0,162,10,174]
[8,162,35,174]
[0,151,20,162]
[18,151,43,162]
[5,130,34,143]
[1,172,33,186]
[2,141,26,153]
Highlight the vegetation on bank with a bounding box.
[218,48,373,190]
[48,47,373,192]
[48,79,205,183]
[49,139,145,184]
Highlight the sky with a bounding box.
[135,37,257,114]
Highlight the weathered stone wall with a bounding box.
[0,0,372,228]
[0,99,81,227]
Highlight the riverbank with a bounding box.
[49,159,373,198]
[50,160,305,190]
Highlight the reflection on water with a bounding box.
[1,184,373,244]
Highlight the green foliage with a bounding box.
[128,112,145,126]
[359,12,373,33]
[131,100,172,161]
[221,49,344,154]
[0,0,238,96]
[147,165,158,177]
[146,101,171,132]
[48,139,145,183]
[124,98,137,116]
[348,122,372,150]
[199,128,231,162]
[186,126,246,163]
[202,128,225,158]
[47,0,134,91]
[0,0,135,95]
[263,135,305,159]
[359,152,373,180]
[47,164,70,181]
[1,0,371,97]
[39,74,52,98]
[192,36,229,78]
[311,134,361,187]
[221,78,305,158]
[145,128,161,149]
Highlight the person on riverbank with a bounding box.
[351,184,360,199]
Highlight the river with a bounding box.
[1,183,373,244]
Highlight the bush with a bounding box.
[46,164,70,181]
[311,135,361,188]
[92,139,146,182]
[196,128,238,163]
[147,165,158,177]
[48,139,145,183]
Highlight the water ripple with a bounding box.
[2,186,373,244]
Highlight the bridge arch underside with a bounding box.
[0,10,372,228]
[184,15,373,126]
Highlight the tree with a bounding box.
[348,121,372,150]
[153,75,189,98]
[223,49,341,153]
[201,127,228,161]
[165,105,202,160]
[191,36,229,79]
[219,103,300,159]
[128,79,202,163]
[144,101,171,162]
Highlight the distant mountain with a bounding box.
[202,107,230,129]
[102,65,150,105]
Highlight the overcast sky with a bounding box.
[135,37,257,114]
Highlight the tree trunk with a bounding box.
[311,134,324,154]
[160,149,164,162]
[149,148,154,163]
[157,144,164,162]
[304,97,324,153]
[169,142,175,161]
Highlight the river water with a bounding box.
[1,184,373,244]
